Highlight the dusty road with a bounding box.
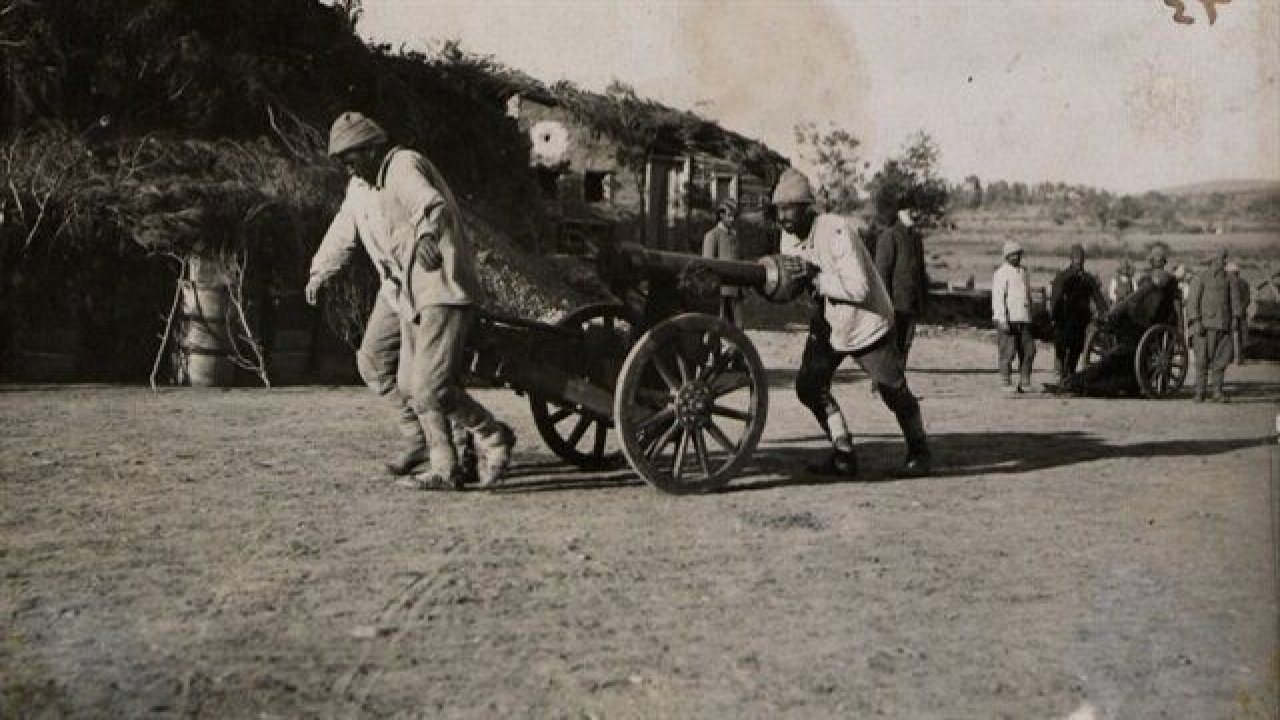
[2,331,1277,719]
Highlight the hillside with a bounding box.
[1154,179,1280,196]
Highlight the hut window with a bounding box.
[714,175,736,206]
[584,172,610,203]
[536,168,560,199]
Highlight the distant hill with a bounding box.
[1153,179,1280,196]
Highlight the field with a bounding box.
[3,331,1277,718]
[927,212,1280,293]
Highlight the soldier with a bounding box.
[1049,244,1108,379]
[874,202,929,364]
[701,197,743,324]
[1185,249,1244,402]
[1226,262,1251,364]
[1057,269,1180,397]
[992,241,1036,393]
[1138,245,1170,291]
[773,169,931,478]
[310,112,515,488]
[1109,258,1136,305]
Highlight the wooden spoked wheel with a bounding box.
[1082,323,1117,371]
[1134,323,1188,398]
[613,313,768,494]
[529,304,636,469]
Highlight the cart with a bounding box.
[464,244,806,494]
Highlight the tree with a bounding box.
[963,175,983,208]
[793,121,869,213]
[866,132,950,228]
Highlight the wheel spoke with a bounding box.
[701,345,734,384]
[709,372,752,397]
[548,406,575,424]
[672,429,690,480]
[645,421,680,460]
[711,403,752,422]
[652,355,680,392]
[706,420,737,454]
[636,405,676,433]
[695,332,722,380]
[675,350,691,384]
[566,414,591,448]
[592,420,607,457]
[693,430,713,478]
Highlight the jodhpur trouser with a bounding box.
[356,293,421,442]
[399,304,502,474]
[893,311,918,365]
[794,307,922,445]
[1054,318,1089,377]
[997,322,1037,386]
[1193,329,1233,391]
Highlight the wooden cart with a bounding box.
[464,244,805,493]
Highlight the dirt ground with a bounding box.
[2,330,1277,719]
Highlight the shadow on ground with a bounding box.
[493,431,1272,494]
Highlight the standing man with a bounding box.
[992,241,1037,393]
[308,111,514,488]
[701,197,743,324]
[874,203,929,365]
[1138,245,1170,291]
[1049,243,1108,379]
[1226,262,1251,364]
[1185,248,1243,402]
[773,169,931,478]
[1109,258,1136,305]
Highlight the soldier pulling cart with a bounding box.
[463,244,808,494]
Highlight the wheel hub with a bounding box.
[675,381,713,428]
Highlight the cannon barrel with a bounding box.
[609,243,801,302]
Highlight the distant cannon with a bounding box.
[465,243,807,493]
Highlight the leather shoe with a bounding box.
[891,451,932,478]
[386,445,429,476]
[806,450,858,477]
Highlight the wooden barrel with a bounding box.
[180,258,235,387]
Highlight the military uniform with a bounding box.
[874,220,928,363]
[1185,257,1243,401]
[1049,261,1107,377]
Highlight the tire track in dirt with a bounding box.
[175,521,273,717]
[331,538,468,716]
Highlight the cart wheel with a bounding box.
[1135,323,1188,398]
[613,313,768,494]
[528,304,636,469]
[1082,323,1116,371]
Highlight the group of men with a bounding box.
[991,239,1250,401]
[310,110,1259,490]
[312,112,933,486]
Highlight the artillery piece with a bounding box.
[465,243,807,494]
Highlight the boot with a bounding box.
[891,408,932,478]
[1193,382,1206,403]
[1211,384,1228,403]
[806,434,858,477]
[452,420,478,485]
[386,408,429,476]
[410,410,463,490]
[473,421,516,488]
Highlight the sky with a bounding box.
[354,0,1280,194]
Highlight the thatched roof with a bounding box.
[431,42,789,180]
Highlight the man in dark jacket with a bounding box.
[1049,244,1108,379]
[874,204,929,363]
[1185,249,1244,402]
